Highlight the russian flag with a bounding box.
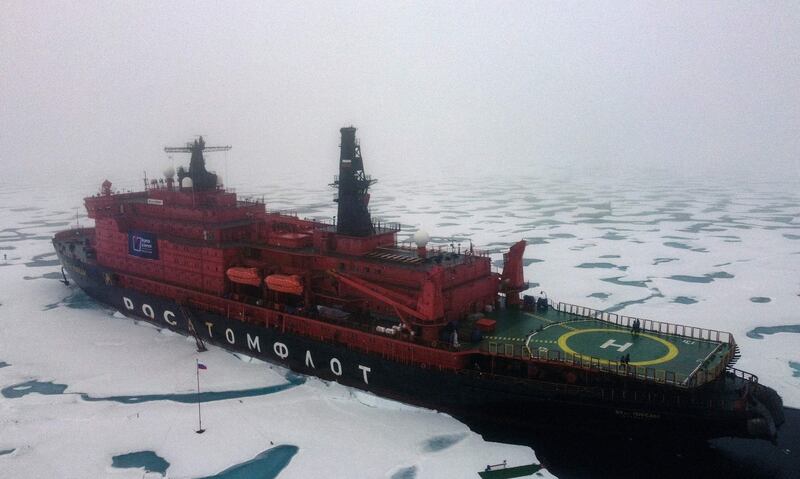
[197,363,207,370]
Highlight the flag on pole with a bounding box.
[197,363,207,370]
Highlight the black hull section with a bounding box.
[54,247,775,442]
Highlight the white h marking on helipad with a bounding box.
[599,339,633,353]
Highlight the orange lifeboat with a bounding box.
[265,274,303,295]
[226,267,262,287]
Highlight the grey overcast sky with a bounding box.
[1,1,799,186]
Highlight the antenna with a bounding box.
[225,148,229,188]
[164,137,231,191]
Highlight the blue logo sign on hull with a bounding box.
[128,231,159,259]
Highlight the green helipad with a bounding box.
[481,305,733,385]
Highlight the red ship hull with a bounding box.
[54,228,780,441]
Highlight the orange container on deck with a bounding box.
[265,274,304,295]
[226,267,262,287]
[476,318,496,333]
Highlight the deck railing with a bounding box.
[549,299,739,386]
[550,300,734,344]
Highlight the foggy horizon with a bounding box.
[2,4,800,476]
[2,2,799,188]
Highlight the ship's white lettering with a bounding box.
[246,333,261,352]
[119,298,383,382]
[600,339,633,353]
[330,358,342,376]
[274,342,289,359]
[359,365,371,384]
[163,310,177,326]
[305,350,316,368]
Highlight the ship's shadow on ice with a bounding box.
[42,289,106,311]
[1,373,305,403]
[466,407,800,479]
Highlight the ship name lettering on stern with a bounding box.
[247,333,261,352]
[273,342,289,359]
[330,358,342,376]
[163,310,177,325]
[305,350,316,368]
[359,365,371,384]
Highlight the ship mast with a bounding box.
[332,127,376,236]
[164,136,231,191]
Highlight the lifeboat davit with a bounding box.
[226,267,262,287]
[265,274,303,295]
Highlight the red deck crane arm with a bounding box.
[327,270,428,328]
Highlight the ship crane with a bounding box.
[164,136,231,191]
[328,268,447,341]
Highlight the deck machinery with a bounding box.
[53,127,784,441]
